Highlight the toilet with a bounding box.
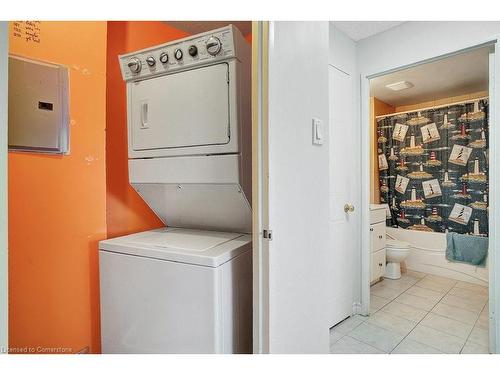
[385,239,411,279]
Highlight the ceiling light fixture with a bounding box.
[385,80,414,91]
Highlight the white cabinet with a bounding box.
[370,205,387,284]
[371,249,386,283]
[370,221,386,252]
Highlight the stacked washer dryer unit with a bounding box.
[99,25,252,354]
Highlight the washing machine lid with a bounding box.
[386,239,411,248]
[98,227,251,267]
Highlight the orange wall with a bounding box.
[8,22,107,353]
[105,22,189,238]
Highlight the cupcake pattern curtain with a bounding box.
[377,99,489,236]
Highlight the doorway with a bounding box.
[359,44,498,354]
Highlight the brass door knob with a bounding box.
[344,204,355,213]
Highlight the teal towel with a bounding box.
[446,232,488,267]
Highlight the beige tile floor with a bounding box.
[330,270,490,354]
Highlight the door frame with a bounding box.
[360,35,500,353]
[0,21,9,353]
[251,20,270,354]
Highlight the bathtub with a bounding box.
[387,227,489,286]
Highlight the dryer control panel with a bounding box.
[119,25,238,82]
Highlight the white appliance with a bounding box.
[99,25,252,353]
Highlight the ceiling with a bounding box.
[166,21,251,37]
[334,21,405,41]
[169,21,398,41]
[370,46,493,107]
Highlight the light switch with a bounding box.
[312,118,324,145]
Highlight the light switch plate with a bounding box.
[312,117,324,145]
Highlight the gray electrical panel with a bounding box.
[8,55,69,154]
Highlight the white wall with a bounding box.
[267,21,330,353]
[358,21,500,76]
[329,25,357,75]
[0,21,8,353]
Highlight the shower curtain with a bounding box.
[377,99,489,236]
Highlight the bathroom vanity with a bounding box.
[370,204,387,284]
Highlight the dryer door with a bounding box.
[130,62,230,153]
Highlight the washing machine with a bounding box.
[99,228,252,353]
[99,25,252,353]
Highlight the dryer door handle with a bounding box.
[141,101,149,129]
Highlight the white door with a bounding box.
[0,21,8,353]
[328,65,358,327]
[253,21,332,354]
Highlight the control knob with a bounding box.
[188,45,198,57]
[146,56,156,67]
[159,52,169,64]
[206,36,222,56]
[174,48,183,61]
[127,57,141,73]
